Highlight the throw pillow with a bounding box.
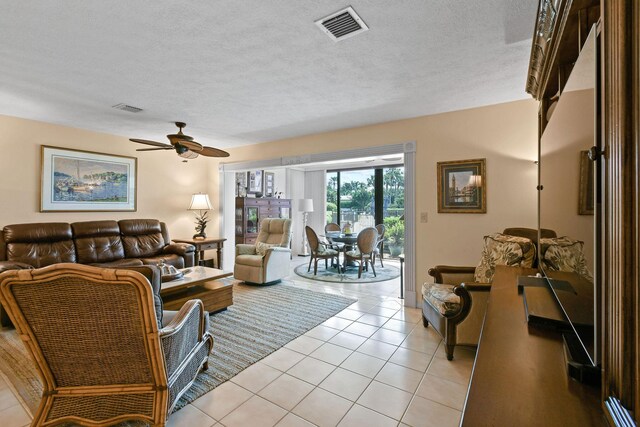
[256,242,276,256]
[540,236,593,282]
[474,233,535,283]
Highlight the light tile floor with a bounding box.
[0,257,476,427]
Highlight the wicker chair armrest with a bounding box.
[159,299,206,339]
[236,244,257,256]
[163,243,195,256]
[159,299,209,378]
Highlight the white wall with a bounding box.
[304,170,326,237]
[287,169,305,255]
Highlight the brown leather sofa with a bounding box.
[0,219,195,272]
[0,219,196,327]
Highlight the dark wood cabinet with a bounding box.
[235,197,291,245]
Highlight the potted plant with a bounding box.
[386,222,404,257]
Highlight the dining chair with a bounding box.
[305,226,338,275]
[373,223,386,267]
[324,223,346,248]
[345,227,379,278]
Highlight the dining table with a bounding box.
[324,232,359,269]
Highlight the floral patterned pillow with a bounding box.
[540,237,593,282]
[474,233,536,283]
[256,242,276,256]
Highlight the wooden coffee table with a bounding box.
[160,266,234,313]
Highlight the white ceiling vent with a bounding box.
[315,6,369,42]
[112,103,143,113]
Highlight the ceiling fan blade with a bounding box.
[198,146,231,158]
[130,138,172,148]
[136,147,174,151]
[179,140,204,152]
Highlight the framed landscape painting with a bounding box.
[437,158,486,213]
[41,146,137,212]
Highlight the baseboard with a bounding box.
[403,290,418,308]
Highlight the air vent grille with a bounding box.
[112,103,143,113]
[316,6,369,42]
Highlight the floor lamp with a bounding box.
[299,199,314,256]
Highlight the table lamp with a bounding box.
[299,198,314,256]
[189,193,212,239]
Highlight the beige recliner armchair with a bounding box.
[234,218,292,285]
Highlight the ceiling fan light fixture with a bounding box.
[179,150,198,160]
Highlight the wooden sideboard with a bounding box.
[461,266,605,426]
[235,197,291,245]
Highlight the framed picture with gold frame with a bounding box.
[437,158,486,213]
[40,145,137,212]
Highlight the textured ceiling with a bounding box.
[0,0,537,148]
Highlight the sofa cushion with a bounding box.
[90,258,144,268]
[72,220,125,264]
[540,236,593,282]
[422,283,461,317]
[235,254,264,267]
[474,233,535,283]
[3,223,76,267]
[119,219,165,258]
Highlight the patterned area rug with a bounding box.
[0,282,356,417]
[294,262,400,283]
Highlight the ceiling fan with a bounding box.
[130,122,229,159]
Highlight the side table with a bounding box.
[173,237,226,268]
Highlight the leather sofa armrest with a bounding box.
[163,243,195,256]
[236,244,257,256]
[0,261,34,274]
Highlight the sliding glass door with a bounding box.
[325,165,404,256]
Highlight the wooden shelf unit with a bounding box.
[235,197,291,245]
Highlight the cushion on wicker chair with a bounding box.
[540,236,593,282]
[422,282,462,317]
[474,233,536,283]
[316,245,338,256]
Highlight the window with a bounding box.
[325,165,405,256]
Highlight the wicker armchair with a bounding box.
[0,263,213,427]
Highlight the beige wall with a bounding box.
[0,114,217,240]
[223,99,539,284]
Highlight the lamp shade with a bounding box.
[189,193,212,210]
[298,198,314,212]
